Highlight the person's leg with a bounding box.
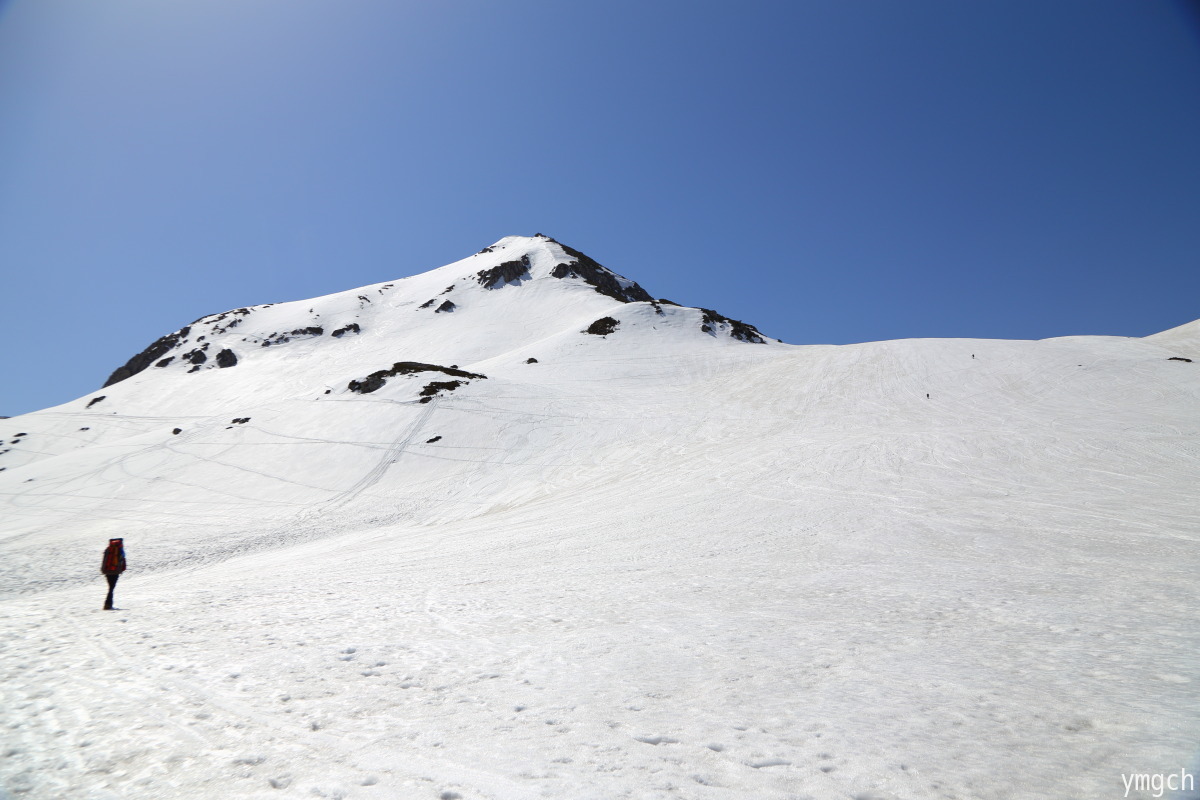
[104,573,118,609]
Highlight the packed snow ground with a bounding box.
[2,239,1199,799]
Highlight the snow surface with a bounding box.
[2,236,1199,799]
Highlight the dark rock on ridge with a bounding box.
[699,308,766,343]
[215,349,238,368]
[103,326,192,387]
[86,396,106,408]
[348,362,487,395]
[435,300,456,313]
[544,238,653,304]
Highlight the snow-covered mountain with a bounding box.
[2,236,1199,800]
[0,235,774,591]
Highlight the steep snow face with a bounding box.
[1,238,1198,800]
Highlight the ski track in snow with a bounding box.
[2,237,1200,799]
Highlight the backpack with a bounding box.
[102,539,126,573]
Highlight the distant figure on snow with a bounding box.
[101,538,126,610]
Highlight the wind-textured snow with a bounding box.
[1,236,1198,800]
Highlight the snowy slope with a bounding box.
[1,237,1198,800]
[1145,318,1200,360]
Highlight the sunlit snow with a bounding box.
[2,236,1198,799]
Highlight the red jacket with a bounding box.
[101,540,126,574]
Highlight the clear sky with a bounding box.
[2,0,1198,417]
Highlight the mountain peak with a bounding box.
[466,234,653,304]
[98,235,771,394]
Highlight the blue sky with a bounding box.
[2,0,1198,417]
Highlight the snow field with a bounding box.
[2,237,1199,798]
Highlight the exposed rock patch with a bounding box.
[215,349,238,368]
[585,317,620,336]
[477,256,531,289]
[183,347,208,365]
[545,238,653,304]
[103,326,192,387]
[200,308,252,335]
[261,327,323,347]
[86,396,106,408]
[347,362,486,395]
[418,380,466,403]
[1168,356,1193,362]
[699,308,766,343]
[435,301,456,313]
[331,323,361,338]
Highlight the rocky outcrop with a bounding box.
[584,317,620,336]
[418,380,466,403]
[261,327,323,347]
[103,326,192,387]
[347,362,486,395]
[545,239,653,304]
[477,256,531,289]
[699,308,766,343]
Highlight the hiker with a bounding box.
[101,538,126,610]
